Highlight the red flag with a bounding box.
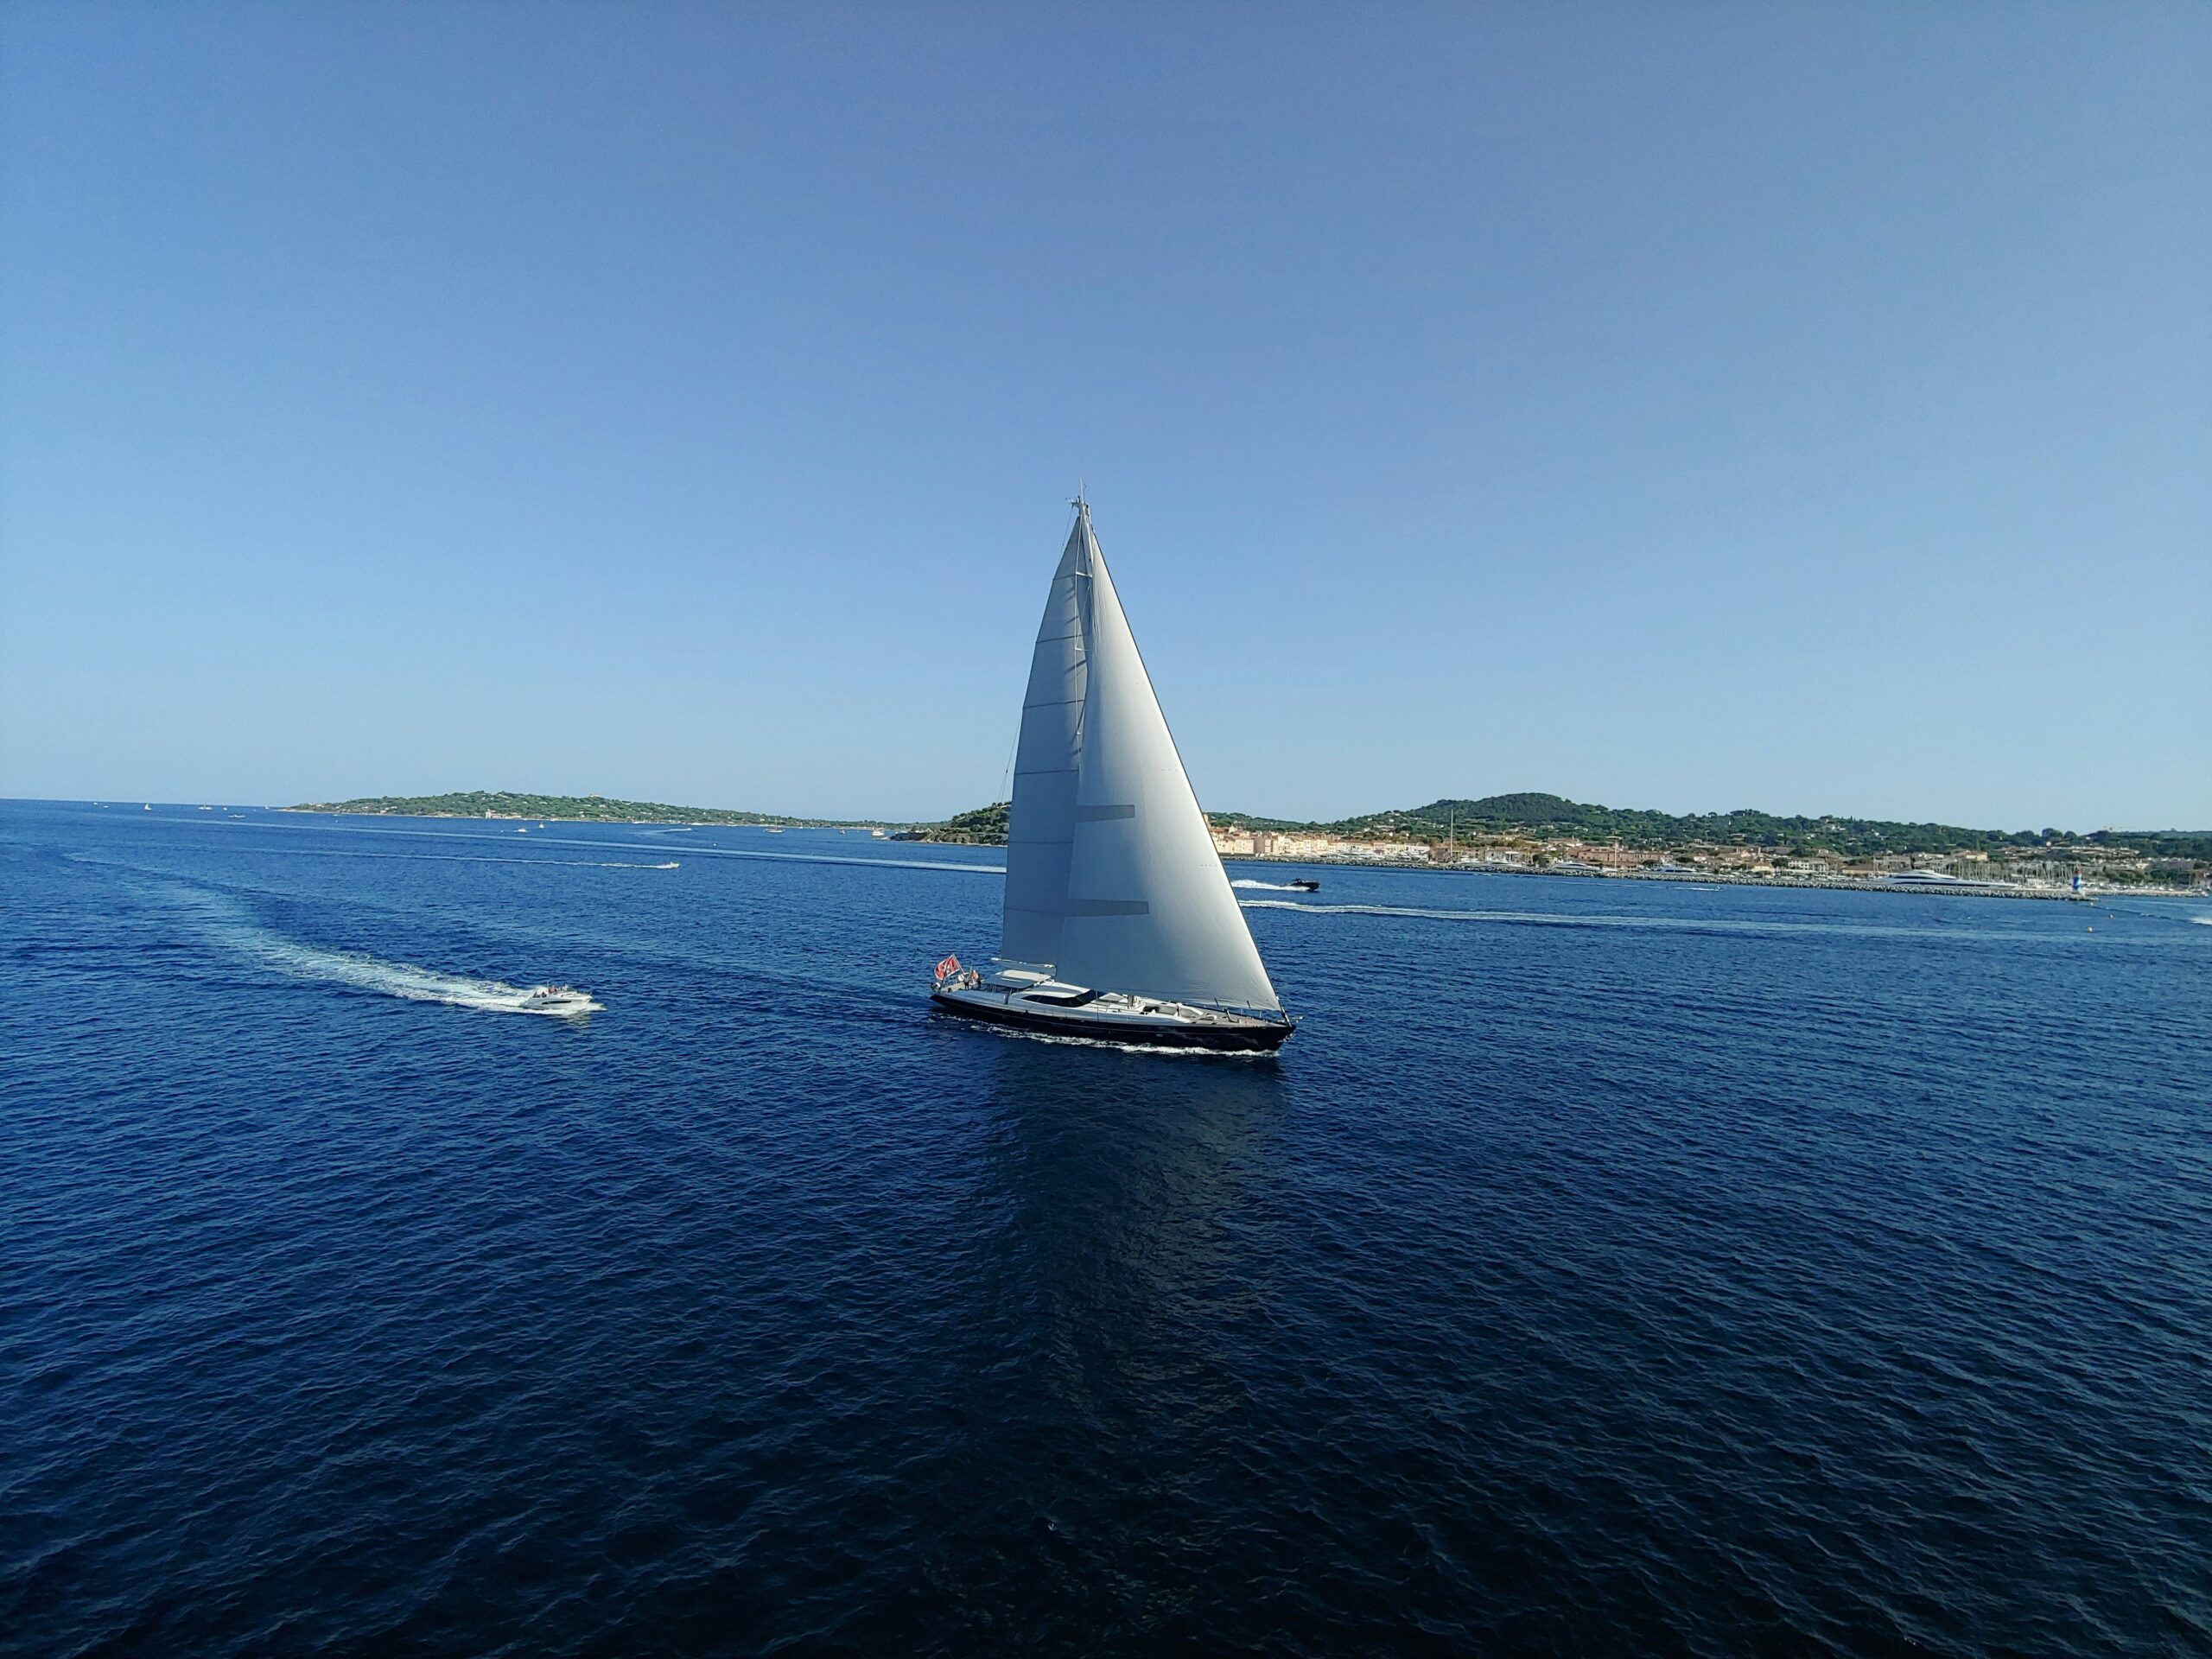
[935,953,961,982]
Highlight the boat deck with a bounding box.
[931,981,1294,1052]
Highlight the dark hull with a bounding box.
[931,991,1294,1052]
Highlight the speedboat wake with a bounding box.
[175,888,602,1016]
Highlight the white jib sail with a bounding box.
[1001,502,1281,1013]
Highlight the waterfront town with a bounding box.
[289,792,2209,897]
[1205,823,2207,898]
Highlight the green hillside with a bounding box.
[1330,793,2027,856]
[288,788,2208,866]
[918,790,2209,862]
[287,791,816,825]
[925,801,1008,844]
[1329,794,2210,860]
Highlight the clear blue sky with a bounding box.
[3,3,2206,830]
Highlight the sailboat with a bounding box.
[931,499,1295,1052]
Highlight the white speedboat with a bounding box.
[521,983,599,1015]
[931,498,1295,1053]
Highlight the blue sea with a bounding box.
[4,800,2208,1656]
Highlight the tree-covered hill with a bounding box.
[1328,795,2210,860]
[918,790,2209,861]
[1328,794,2033,856]
[286,791,817,825]
[289,788,2207,864]
[907,802,1008,843]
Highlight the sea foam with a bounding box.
[179,888,600,1016]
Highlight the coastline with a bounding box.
[1217,851,2142,901]
[278,807,887,830]
[269,806,2199,899]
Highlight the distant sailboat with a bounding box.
[932,499,1294,1052]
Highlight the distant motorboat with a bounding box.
[1288,878,1320,891]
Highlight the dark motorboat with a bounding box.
[928,498,1296,1054]
[1288,878,1320,891]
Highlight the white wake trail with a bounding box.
[179,889,601,1016]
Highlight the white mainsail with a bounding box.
[1001,519,1090,969]
[999,501,1281,1013]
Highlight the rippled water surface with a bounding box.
[4,801,2209,1655]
